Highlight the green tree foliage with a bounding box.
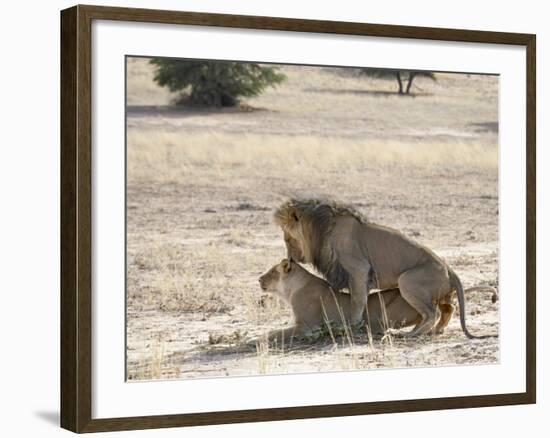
[150,59,286,107]
[360,68,436,95]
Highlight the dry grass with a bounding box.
[126,57,499,381]
[128,131,497,185]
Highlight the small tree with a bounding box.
[150,59,286,107]
[360,68,436,95]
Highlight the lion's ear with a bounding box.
[289,207,300,223]
[281,259,292,273]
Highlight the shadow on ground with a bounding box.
[303,88,434,98]
[469,122,499,133]
[126,104,267,118]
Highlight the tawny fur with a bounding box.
[274,198,497,339]
[259,260,497,343]
[259,259,418,343]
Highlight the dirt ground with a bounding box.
[125,57,499,381]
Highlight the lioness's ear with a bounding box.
[281,259,292,273]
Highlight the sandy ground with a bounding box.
[125,58,499,381]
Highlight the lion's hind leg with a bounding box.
[434,296,455,335]
[397,267,442,337]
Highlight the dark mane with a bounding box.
[276,198,368,226]
[275,198,368,291]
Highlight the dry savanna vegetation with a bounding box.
[126,57,499,381]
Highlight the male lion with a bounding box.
[259,259,496,342]
[274,198,495,339]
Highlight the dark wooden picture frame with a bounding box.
[61,4,536,433]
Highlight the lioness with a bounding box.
[260,259,425,342]
[274,198,496,338]
[259,260,496,342]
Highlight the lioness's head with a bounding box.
[259,259,294,292]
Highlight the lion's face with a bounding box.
[274,203,313,264]
[259,259,293,292]
[284,231,306,263]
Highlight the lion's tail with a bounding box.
[449,269,498,340]
[464,286,498,303]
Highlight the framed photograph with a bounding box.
[60,4,536,433]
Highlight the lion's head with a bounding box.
[274,199,331,263]
[273,198,367,291]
